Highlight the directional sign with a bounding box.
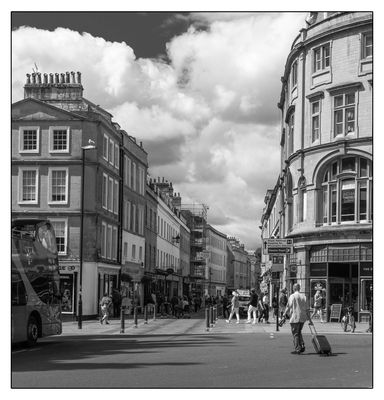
[266,239,293,247]
[263,238,293,255]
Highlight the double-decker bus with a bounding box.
[11,219,62,345]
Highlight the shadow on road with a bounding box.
[12,334,234,373]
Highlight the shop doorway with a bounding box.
[328,263,358,311]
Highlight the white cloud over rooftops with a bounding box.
[12,12,305,249]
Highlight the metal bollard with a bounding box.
[134,306,138,328]
[153,305,157,321]
[210,306,214,327]
[212,306,216,324]
[144,305,148,324]
[120,306,125,333]
[205,308,210,331]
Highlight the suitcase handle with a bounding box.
[306,311,318,337]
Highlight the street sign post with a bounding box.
[263,238,293,255]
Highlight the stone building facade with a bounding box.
[261,12,372,322]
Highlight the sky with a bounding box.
[11,11,308,250]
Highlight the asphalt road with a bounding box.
[12,330,372,388]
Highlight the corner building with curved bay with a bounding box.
[260,12,372,323]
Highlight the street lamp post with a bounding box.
[78,140,96,329]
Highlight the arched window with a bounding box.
[320,156,372,224]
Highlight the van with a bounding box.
[237,289,250,316]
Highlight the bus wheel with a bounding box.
[27,316,39,345]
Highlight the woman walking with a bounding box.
[311,290,324,322]
[226,290,240,324]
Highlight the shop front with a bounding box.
[309,243,372,322]
[120,261,144,311]
[58,262,79,320]
[97,263,121,312]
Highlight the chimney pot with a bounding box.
[70,71,76,83]
[60,73,65,83]
[55,73,59,83]
[26,74,31,84]
[31,73,36,84]
[77,72,82,84]
[66,72,70,83]
[49,73,54,84]
[43,73,48,84]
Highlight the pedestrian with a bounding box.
[183,296,190,313]
[257,296,265,323]
[99,292,112,325]
[112,288,121,318]
[171,294,179,317]
[262,292,270,323]
[246,288,259,324]
[284,283,310,355]
[311,290,324,322]
[272,295,278,320]
[226,290,240,324]
[222,294,229,319]
[279,288,288,318]
[366,284,373,333]
[193,296,199,313]
[175,297,184,318]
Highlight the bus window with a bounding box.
[37,223,57,253]
[11,270,27,306]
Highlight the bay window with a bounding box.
[320,156,372,225]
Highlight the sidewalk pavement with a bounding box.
[61,315,372,337]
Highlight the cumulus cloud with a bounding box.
[12,12,306,249]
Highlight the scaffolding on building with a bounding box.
[179,203,209,297]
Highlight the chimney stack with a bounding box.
[24,70,84,103]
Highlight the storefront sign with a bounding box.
[310,263,327,276]
[121,264,143,281]
[330,304,342,322]
[290,265,297,273]
[360,263,373,276]
[59,264,79,273]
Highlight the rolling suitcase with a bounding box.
[308,320,332,356]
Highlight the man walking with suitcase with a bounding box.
[285,283,310,355]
